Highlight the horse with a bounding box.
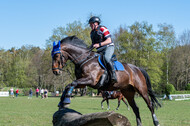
[51,36,161,126]
[98,90,130,110]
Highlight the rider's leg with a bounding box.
[104,45,117,83]
[96,70,108,88]
[107,61,117,83]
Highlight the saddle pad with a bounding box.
[98,56,125,71]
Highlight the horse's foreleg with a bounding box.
[58,81,77,109]
[59,77,93,109]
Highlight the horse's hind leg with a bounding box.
[141,92,160,126]
[138,67,160,125]
[121,89,142,126]
[101,98,106,109]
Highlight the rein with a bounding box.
[66,47,95,67]
[70,47,95,65]
[52,47,95,71]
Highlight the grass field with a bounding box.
[0,96,189,126]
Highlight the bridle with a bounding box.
[52,51,68,71]
[52,47,95,71]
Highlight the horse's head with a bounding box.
[51,41,68,75]
[52,36,92,75]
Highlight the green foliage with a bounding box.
[165,84,176,94]
[0,19,189,93]
[172,90,190,94]
[46,20,91,49]
[87,87,98,96]
[186,83,190,90]
[22,88,34,96]
[114,22,164,92]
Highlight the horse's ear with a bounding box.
[53,41,56,48]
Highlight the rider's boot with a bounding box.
[97,71,108,89]
[107,61,117,83]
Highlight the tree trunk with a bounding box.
[53,108,131,126]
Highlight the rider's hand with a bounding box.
[93,43,100,48]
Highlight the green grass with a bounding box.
[0,96,190,126]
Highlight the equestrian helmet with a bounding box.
[89,16,101,24]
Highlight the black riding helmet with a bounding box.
[89,16,101,24]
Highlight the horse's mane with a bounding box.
[60,36,88,49]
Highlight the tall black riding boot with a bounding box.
[97,71,108,89]
[107,61,117,83]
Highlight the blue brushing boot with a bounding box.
[63,97,71,104]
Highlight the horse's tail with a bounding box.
[139,67,162,109]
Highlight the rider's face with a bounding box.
[90,22,98,30]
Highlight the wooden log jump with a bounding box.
[53,108,131,126]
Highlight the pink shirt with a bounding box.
[36,89,39,93]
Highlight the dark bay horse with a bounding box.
[98,90,130,110]
[52,36,161,126]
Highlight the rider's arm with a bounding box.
[93,37,112,48]
[93,25,112,48]
[98,26,112,47]
[100,37,112,46]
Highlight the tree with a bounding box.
[46,21,91,49]
[114,22,163,91]
[157,23,176,88]
[178,29,190,45]
[169,45,190,90]
[45,20,91,91]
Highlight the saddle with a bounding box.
[95,54,124,90]
[98,54,125,71]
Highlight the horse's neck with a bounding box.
[67,46,88,63]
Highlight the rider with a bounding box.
[89,16,117,87]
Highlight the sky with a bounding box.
[0,0,190,50]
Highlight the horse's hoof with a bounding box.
[58,103,70,110]
[58,108,64,111]
[63,103,70,108]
